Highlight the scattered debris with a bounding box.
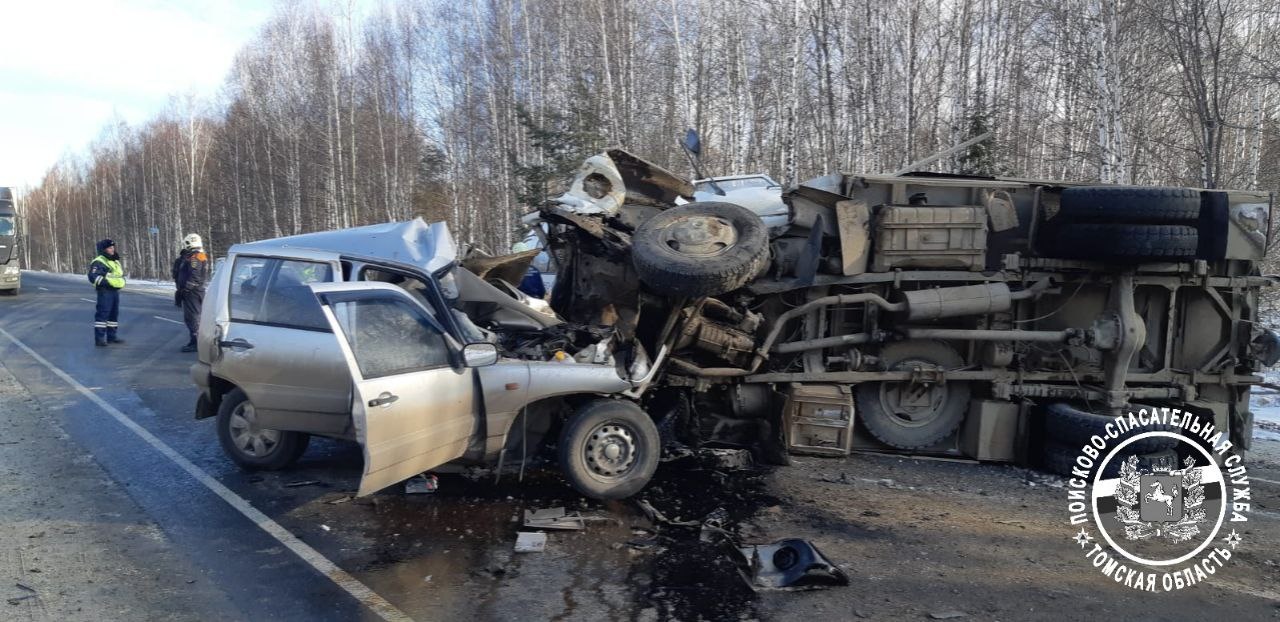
[736,539,849,591]
[284,480,321,488]
[523,507,585,531]
[635,499,699,527]
[320,524,331,532]
[929,611,968,620]
[325,495,353,505]
[705,448,753,470]
[514,532,547,553]
[404,473,439,494]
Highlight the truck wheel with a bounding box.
[1044,224,1198,260]
[558,400,660,500]
[1041,441,1179,479]
[856,340,970,450]
[216,388,310,470]
[1059,186,1201,223]
[632,202,769,297]
[1044,402,1178,453]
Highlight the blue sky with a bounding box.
[0,0,274,190]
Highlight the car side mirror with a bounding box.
[681,128,702,158]
[462,342,499,367]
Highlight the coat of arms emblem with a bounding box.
[1113,455,1205,543]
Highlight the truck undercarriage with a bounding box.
[490,151,1279,474]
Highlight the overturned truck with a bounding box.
[524,151,1279,477]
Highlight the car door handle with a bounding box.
[217,339,254,350]
[368,392,399,408]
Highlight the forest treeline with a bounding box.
[13,0,1280,278]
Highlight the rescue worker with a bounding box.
[174,233,209,352]
[87,239,125,346]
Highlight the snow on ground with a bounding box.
[27,270,175,297]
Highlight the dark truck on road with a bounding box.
[0,187,19,295]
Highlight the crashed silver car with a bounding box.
[191,220,662,499]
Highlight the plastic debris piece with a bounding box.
[736,539,849,591]
[514,532,547,553]
[405,474,439,494]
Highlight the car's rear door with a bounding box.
[310,281,478,496]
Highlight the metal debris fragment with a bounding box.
[523,507,585,531]
[736,539,849,590]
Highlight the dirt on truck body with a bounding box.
[517,149,1280,477]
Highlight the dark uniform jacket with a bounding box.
[175,249,209,292]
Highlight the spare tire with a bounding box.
[856,340,970,450]
[1043,402,1178,454]
[1059,186,1201,223]
[1041,441,1179,479]
[632,202,769,297]
[1044,223,1198,260]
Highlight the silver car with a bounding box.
[191,219,663,499]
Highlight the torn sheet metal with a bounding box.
[523,507,586,531]
[738,539,849,590]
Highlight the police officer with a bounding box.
[175,233,209,352]
[87,239,125,346]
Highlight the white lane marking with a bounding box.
[0,326,413,622]
[37,287,48,291]
[1251,476,1280,486]
[153,316,184,326]
[79,298,95,303]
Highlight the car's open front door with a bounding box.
[310,281,479,496]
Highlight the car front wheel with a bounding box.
[216,388,310,470]
[558,400,660,500]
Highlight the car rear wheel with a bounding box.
[558,400,660,500]
[216,388,310,470]
[631,202,769,297]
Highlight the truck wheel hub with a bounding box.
[660,216,738,257]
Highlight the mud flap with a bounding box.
[194,392,216,420]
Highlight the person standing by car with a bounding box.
[175,233,209,352]
[87,239,125,346]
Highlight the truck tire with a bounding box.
[1059,186,1201,223]
[216,388,310,470]
[1044,402,1178,453]
[632,202,769,297]
[856,340,970,450]
[1045,224,1198,260]
[559,399,660,500]
[1041,441,1178,480]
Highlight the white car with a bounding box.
[684,174,790,232]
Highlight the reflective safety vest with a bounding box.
[92,255,125,289]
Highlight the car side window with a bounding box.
[261,260,333,331]
[229,256,272,322]
[333,297,450,379]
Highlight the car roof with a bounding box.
[229,218,457,274]
[693,174,777,184]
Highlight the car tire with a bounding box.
[1059,186,1201,224]
[558,399,660,500]
[216,388,310,470]
[856,340,970,450]
[631,202,769,297]
[1043,223,1198,260]
[1044,402,1178,454]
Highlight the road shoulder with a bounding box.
[0,361,232,621]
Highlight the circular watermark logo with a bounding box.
[1064,406,1251,591]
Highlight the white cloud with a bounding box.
[0,0,273,187]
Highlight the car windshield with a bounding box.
[695,177,773,193]
[0,216,14,236]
